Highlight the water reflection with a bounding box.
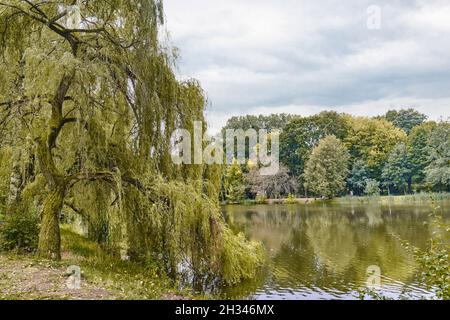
[221,201,449,300]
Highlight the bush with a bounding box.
[285,193,298,204]
[0,203,40,253]
[415,207,449,300]
[364,179,381,196]
[255,194,268,204]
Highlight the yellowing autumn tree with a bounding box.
[344,117,407,179]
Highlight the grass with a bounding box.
[59,225,199,300]
[0,226,200,300]
[334,192,450,205]
[221,192,450,206]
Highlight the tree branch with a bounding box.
[0,1,80,55]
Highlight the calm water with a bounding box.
[221,201,449,300]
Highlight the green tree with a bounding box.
[224,160,245,203]
[381,143,412,194]
[345,117,407,180]
[425,121,450,191]
[280,111,349,177]
[383,109,428,134]
[0,1,261,285]
[222,114,295,165]
[348,160,370,195]
[407,122,437,187]
[304,136,350,199]
[223,114,298,132]
[364,180,381,196]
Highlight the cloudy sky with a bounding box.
[164,0,450,133]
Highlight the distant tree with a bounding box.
[348,160,370,195]
[425,122,450,191]
[381,143,412,194]
[364,180,381,196]
[383,109,428,134]
[224,160,245,203]
[407,122,437,186]
[304,136,350,199]
[280,111,349,177]
[223,114,299,133]
[246,165,297,199]
[345,117,407,180]
[222,114,293,164]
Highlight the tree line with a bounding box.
[222,109,450,201]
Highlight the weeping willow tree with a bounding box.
[0,0,261,285]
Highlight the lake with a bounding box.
[220,200,449,300]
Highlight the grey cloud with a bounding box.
[164,0,450,132]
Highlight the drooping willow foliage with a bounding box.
[0,0,261,285]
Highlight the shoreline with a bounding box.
[221,192,450,206]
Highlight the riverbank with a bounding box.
[221,192,450,206]
[222,198,316,206]
[0,227,194,300]
[332,192,450,205]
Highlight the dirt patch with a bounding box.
[0,254,113,300]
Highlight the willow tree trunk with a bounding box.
[35,137,67,260]
[38,182,66,260]
[36,70,74,260]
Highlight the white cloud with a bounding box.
[164,0,450,133]
[402,1,450,32]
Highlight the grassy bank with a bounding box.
[333,192,450,205]
[221,192,450,206]
[222,198,314,206]
[0,226,198,300]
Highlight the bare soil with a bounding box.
[0,254,113,300]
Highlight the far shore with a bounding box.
[221,192,450,206]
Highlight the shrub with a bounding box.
[396,204,449,300]
[285,193,298,204]
[364,179,381,196]
[255,194,268,204]
[415,207,449,300]
[0,203,40,253]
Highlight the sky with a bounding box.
[163,0,450,133]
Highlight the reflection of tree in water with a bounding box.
[346,204,425,284]
[266,214,358,293]
[221,205,304,298]
[353,227,417,284]
[271,221,329,289]
[221,203,441,298]
[223,205,302,252]
[219,265,269,299]
[306,213,358,273]
[382,205,433,250]
[365,204,384,227]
